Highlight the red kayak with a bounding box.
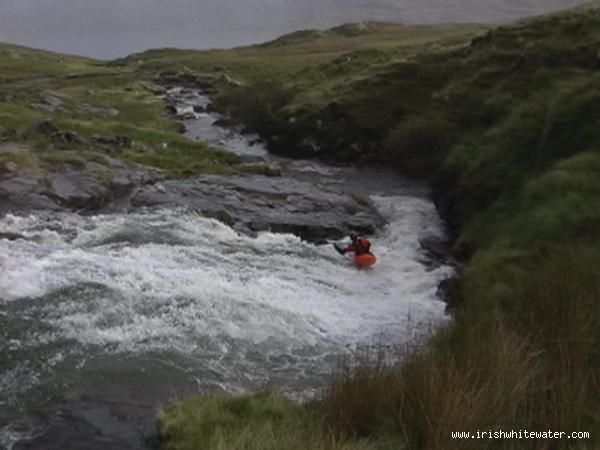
[353,253,377,268]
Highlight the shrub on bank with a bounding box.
[383,114,458,175]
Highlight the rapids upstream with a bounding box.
[0,88,453,449]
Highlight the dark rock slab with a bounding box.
[0,170,61,215]
[0,231,27,241]
[0,154,163,216]
[128,174,385,242]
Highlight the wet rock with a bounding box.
[420,237,454,267]
[130,174,385,242]
[0,154,163,216]
[0,170,60,215]
[193,105,205,113]
[199,209,234,227]
[0,232,27,241]
[47,172,113,210]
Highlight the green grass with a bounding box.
[125,140,239,178]
[0,43,242,179]
[158,392,398,450]
[38,151,87,169]
[159,392,300,449]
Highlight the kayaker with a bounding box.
[334,233,373,256]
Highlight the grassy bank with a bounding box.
[154,4,600,450]
[0,43,241,178]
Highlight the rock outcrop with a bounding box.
[127,174,384,243]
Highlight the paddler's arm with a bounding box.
[334,243,347,255]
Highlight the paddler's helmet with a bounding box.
[349,232,358,243]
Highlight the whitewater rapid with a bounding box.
[1,193,450,398]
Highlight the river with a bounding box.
[0,88,453,449]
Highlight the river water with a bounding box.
[0,89,453,449]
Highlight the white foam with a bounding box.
[1,198,451,358]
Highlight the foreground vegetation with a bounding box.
[151,4,600,450]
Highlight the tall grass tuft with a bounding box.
[319,351,396,438]
[318,320,538,450]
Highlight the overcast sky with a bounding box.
[0,0,587,59]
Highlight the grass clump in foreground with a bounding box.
[158,392,396,450]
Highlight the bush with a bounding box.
[216,79,294,137]
[383,115,457,175]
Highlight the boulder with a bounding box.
[0,232,27,241]
[0,153,164,216]
[130,174,385,243]
[47,172,112,210]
